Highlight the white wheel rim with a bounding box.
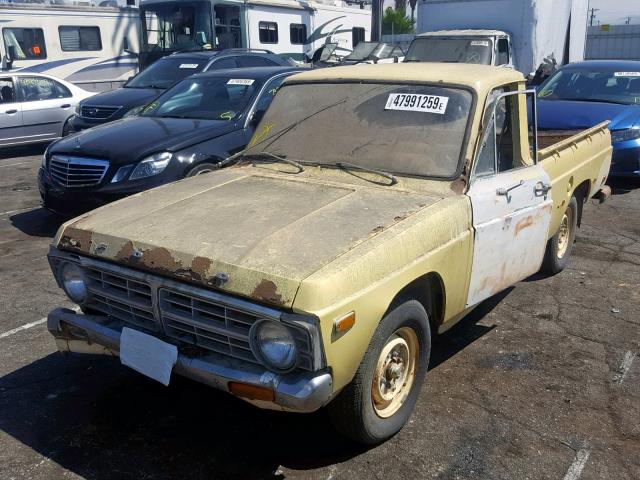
[371,327,419,418]
[557,208,573,259]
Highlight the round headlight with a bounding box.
[251,320,297,372]
[61,262,87,303]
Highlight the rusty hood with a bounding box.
[54,168,442,308]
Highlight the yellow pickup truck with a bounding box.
[46,63,612,444]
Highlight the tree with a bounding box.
[382,7,415,35]
[409,0,417,24]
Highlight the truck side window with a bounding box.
[495,96,516,172]
[497,39,509,66]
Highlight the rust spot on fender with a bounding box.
[515,216,535,236]
[59,227,93,253]
[251,279,284,305]
[450,177,467,194]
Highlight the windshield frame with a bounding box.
[257,79,478,181]
[139,74,263,121]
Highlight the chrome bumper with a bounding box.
[47,308,333,413]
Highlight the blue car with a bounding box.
[537,60,640,177]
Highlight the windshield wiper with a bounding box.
[219,98,348,168]
[244,151,304,173]
[336,162,398,185]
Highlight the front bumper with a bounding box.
[47,307,333,413]
[609,141,640,177]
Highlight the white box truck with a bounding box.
[406,0,590,80]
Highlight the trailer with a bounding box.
[411,0,590,79]
[0,1,140,92]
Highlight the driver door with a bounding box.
[466,89,553,307]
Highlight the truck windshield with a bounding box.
[538,69,640,105]
[405,38,493,65]
[141,1,214,52]
[140,76,257,120]
[248,82,473,178]
[345,42,394,61]
[126,58,205,89]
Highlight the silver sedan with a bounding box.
[0,72,94,147]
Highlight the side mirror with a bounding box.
[4,45,16,70]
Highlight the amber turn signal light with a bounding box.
[334,311,356,333]
[228,382,275,402]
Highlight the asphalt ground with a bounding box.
[1,145,638,480]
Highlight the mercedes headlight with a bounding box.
[129,152,172,180]
[611,128,640,143]
[250,320,298,372]
[123,105,145,118]
[74,104,81,116]
[61,262,87,304]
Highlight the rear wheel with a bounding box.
[184,162,219,177]
[541,196,578,274]
[62,120,74,137]
[328,300,431,444]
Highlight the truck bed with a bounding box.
[537,121,612,239]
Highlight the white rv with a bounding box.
[0,1,140,92]
[138,0,371,68]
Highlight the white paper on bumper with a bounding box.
[120,327,178,386]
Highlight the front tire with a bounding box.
[540,196,578,274]
[184,162,219,177]
[328,300,431,444]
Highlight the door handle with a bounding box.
[5,109,17,114]
[534,182,552,196]
[496,180,524,196]
[60,104,71,108]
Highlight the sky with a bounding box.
[589,0,640,25]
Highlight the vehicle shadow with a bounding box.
[608,177,640,196]
[9,207,66,238]
[0,293,507,480]
[430,288,509,369]
[0,143,48,160]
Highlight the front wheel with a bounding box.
[184,162,219,178]
[328,300,431,444]
[540,196,578,274]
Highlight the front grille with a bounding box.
[49,155,109,187]
[67,260,315,370]
[159,289,267,363]
[81,105,121,120]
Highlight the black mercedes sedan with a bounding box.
[67,50,291,133]
[39,66,305,215]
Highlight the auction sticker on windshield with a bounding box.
[614,72,640,77]
[179,64,199,69]
[228,79,255,85]
[385,93,449,114]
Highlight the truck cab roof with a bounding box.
[418,29,510,38]
[285,63,525,97]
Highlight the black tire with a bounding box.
[328,300,431,444]
[184,162,219,177]
[62,120,74,137]
[540,196,578,275]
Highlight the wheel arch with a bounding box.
[385,272,446,331]
[571,179,591,227]
[180,154,226,178]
